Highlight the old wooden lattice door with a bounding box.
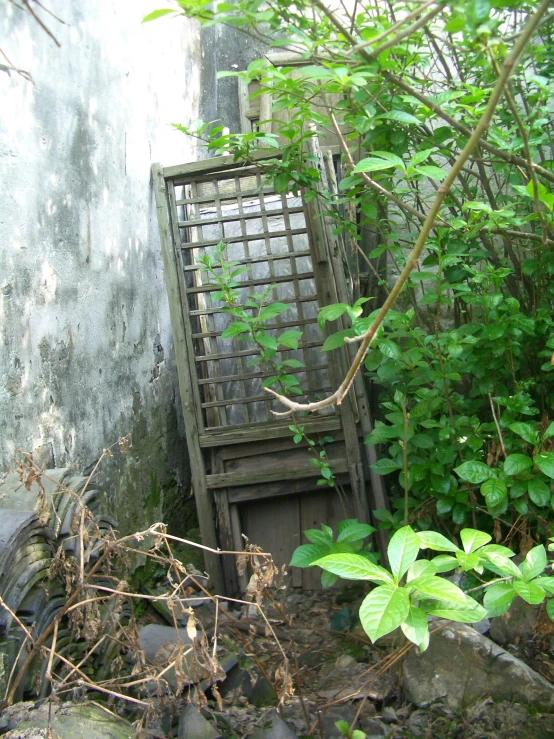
[153,154,375,595]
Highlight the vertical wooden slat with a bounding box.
[322,150,390,557]
[303,140,371,527]
[152,163,225,594]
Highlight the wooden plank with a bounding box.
[152,163,224,595]
[194,338,324,363]
[198,414,341,447]
[179,205,305,229]
[200,385,332,410]
[189,293,319,317]
[184,249,311,273]
[206,458,349,488]
[216,430,345,461]
[239,496,301,578]
[197,362,328,386]
[164,150,282,180]
[304,139,370,526]
[180,227,308,251]
[175,185,275,207]
[228,473,351,504]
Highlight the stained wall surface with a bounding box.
[0,1,202,533]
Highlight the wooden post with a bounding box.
[152,163,225,595]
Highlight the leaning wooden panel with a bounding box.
[154,153,376,595]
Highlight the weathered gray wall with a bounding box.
[0,1,201,534]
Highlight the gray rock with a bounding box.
[402,621,554,711]
[380,706,397,723]
[178,705,221,739]
[219,666,278,707]
[251,712,298,739]
[359,718,388,737]
[138,623,193,662]
[490,597,540,646]
[3,702,133,739]
[319,706,360,738]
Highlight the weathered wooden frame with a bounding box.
[153,153,378,594]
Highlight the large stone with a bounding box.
[219,666,278,707]
[178,705,221,739]
[3,702,133,739]
[251,712,298,739]
[402,621,554,711]
[489,597,540,647]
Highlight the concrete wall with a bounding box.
[0,1,202,534]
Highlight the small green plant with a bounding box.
[335,720,366,739]
[293,525,554,651]
[290,518,376,588]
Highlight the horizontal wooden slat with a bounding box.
[187,272,314,296]
[179,205,305,229]
[192,316,318,340]
[197,363,328,385]
[180,227,307,251]
[228,473,350,503]
[189,293,319,317]
[175,186,275,207]
[206,458,349,488]
[183,249,312,273]
[194,339,324,362]
[164,150,282,181]
[198,415,341,447]
[201,386,332,409]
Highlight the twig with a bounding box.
[489,393,507,459]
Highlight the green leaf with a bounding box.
[401,606,429,647]
[427,603,488,623]
[409,149,434,168]
[508,422,539,445]
[513,579,545,605]
[336,522,376,543]
[304,528,333,545]
[535,452,554,479]
[431,555,458,573]
[318,303,349,327]
[528,478,551,507]
[388,526,421,582]
[460,528,492,554]
[534,577,554,595]
[257,334,278,351]
[321,570,339,588]
[482,552,522,579]
[481,478,507,508]
[278,330,303,349]
[414,165,446,180]
[312,553,393,584]
[322,329,355,351]
[416,531,459,552]
[407,560,437,581]
[359,585,410,642]
[258,302,290,321]
[409,575,468,606]
[520,545,547,581]
[353,157,400,173]
[142,8,177,22]
[543,422,554,441]
[454,461,494,484]
[483,581,515,617]
[370,458,402,475]
[221,321,251,338]
[547,599,554,622]
[504,454,533,476]
[281,358,304,368]
[290,544,328,568]
[378,339,401,360]
[378,110,420,125]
